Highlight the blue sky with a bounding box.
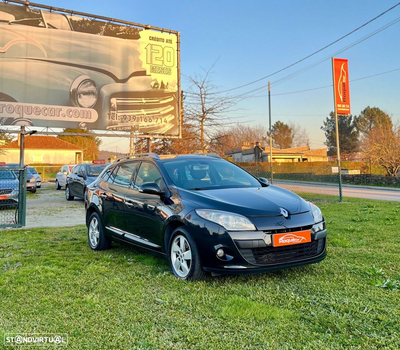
[39,0,400,152]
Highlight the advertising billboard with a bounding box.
[332,58,351,115]
[0,1,180,136]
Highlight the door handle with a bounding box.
[125,200,135,208]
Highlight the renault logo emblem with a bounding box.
[280,207,289,219]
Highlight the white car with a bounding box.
[55,165,75,190]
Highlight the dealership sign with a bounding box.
[0,1,180,136]
[332,58,351,115]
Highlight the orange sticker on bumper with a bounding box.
[273,230,311,247]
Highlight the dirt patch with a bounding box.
[23,183,86,228]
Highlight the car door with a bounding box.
[70,164,85,197]
[123,161,167,250]
[97,162,138,237]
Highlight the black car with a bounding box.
[65,162,109,201]
[85,154,327,280]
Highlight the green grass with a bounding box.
[1,198,399,349]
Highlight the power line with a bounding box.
[208,2,400,95]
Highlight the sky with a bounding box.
[11,0,400,152]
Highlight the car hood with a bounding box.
[1,24,144,80]
[179,185,310,217]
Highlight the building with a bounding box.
[225,143,328,163]
[0,135,84,164]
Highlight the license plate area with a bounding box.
[273,230,311,247]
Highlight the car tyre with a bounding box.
[65,185,74,201]
[88,212,110,250]
[55,180,61,190]
[168,227,206,281]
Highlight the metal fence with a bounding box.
[0,167,27,228]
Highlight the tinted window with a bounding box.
[86,164,107,177]
[134,162,161,188]
[162,159,260,190]
[108,162,138,187]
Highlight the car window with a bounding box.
[134,162,161,188]
[0,170,17,180]
[87,164,108,177]
[108,162,138,187]
[72,165,81,175]
[27,167,38,175]
[162,159,260,190]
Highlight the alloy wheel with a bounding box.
[170,235,192,278]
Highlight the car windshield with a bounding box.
[161,158,261,190]
[87,164,108,177]
[27,167,38,174]
[0,170,17,180]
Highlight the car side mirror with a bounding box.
[139,182,164,196]
[258,177,269,186]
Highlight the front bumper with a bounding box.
[185,212,327,274]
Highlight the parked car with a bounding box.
[0,168,19,207]
[27,166,42,188]
[65,162,109,201]
[85,154,327,281]
[55,165,75,190]
[7,163,37,193]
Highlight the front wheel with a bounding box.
[87,212,110,250]
[168,227,206,281]
[65,185,74,201]
[55,180,61,190]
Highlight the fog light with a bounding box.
[216,248,225,258]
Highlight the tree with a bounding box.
[361,122,400,176]
[209,124,268,156]
[0,131,14,155]
[289,122,310,147]
[321,112,360,156]
[184,66,238,153]
[354,106,392,136]
[58,128,101,161]
[270,121,293,149]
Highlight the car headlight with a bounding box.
[70,75,98,108]
[309,202,323,223]
[195,209,256,231]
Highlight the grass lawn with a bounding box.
[0,197,399,349]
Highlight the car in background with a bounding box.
[0,168,19,207]
[7,163,37,193]
[85,154,327,281]
[55,165,75,190]
[66,162,109,201]
[27,166,42,188]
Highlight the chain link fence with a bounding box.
[0,167,27,228]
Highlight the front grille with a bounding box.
[239,238,325,265]
[0,189,12,195]
[107,91,177,133]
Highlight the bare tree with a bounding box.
[209,124,268,155]
[184,67,238,153]
[361,122,400,177]
[289,122,310,147]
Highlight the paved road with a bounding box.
[274,180,400,202]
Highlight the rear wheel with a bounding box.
[65,185,74,201]
[87,212,110,250]
[168,227,206,281]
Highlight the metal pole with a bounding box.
[268,81,273,184]
[19,126,25,167]
[332,58,343,202]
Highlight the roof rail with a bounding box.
[115,153,160,162]
[189,153,221,159]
